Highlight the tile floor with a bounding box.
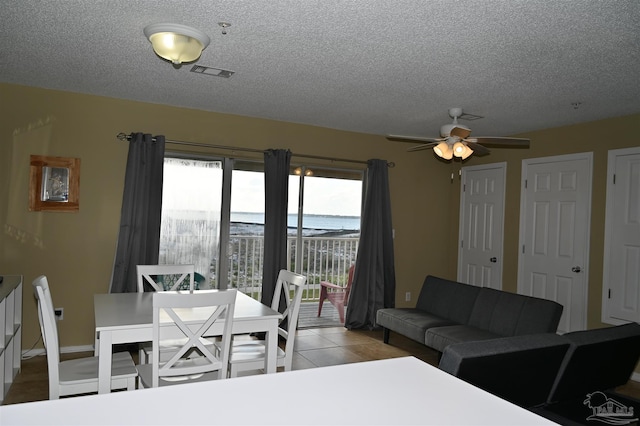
[3,327,639,405]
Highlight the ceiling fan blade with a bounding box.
[407,143,438,152]
[472,137,530,147]
[386,134,442,144]
[450,126,471,139]
[466,142,490,156]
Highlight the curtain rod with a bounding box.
[116,133,394,167]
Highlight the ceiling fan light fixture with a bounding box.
[461,144,474,160]
[386,108,531,161]
[434,142,453,160]
[453,141,466,157]
[144,23,210,65]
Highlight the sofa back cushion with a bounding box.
[514,296,564,335]
[416,276,480,325]
[547,323,640,404]
[468,288,563,336]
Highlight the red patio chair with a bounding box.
[317,265,355,323]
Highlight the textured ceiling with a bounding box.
[1,0,639,140]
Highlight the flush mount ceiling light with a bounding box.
[143,23,210,65]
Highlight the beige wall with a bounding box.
[1,82,638,352]
[0,83,453,348]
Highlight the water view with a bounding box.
[230,212,360,237]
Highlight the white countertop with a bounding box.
[0,356,555,425]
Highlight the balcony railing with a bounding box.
[228,235,359,302]
[161,233,359,302]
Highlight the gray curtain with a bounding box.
[261,149,291,307]
[110,133,165,293]
[345,159,396,329]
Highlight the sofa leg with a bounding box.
[383,328,390,344]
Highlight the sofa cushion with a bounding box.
[376,308,456,344]
[514,296,564,335]
[468,288,563,336]
[415,275,481,325]
[467,289,523,335]
[547,323,640,404]
[439,334,570,408]
[425,324,501,352]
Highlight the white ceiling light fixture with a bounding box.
[143,23,210,65]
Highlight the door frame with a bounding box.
[517,152,593,332]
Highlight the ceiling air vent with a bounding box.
[190,65,235,78]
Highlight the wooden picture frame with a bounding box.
[29,155,80,212]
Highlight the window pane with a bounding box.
[159,158,222,288]
[290,173,362,302]
[229,169,265,299]
[301,176,361,233]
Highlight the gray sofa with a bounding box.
[438,322,640,424]
[376,275,564,352]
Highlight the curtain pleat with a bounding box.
[261,149,292,308]
[110,133,165,293]
[345,159,396,329]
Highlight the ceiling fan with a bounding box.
[387,107,530,160]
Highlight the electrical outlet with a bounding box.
[405,292,411,302]
[54,307,64,321]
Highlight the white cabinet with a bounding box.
[0,275,22,404]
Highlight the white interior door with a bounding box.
[518,153,593,334]
[602,147,640,324]
[457,163,506,289]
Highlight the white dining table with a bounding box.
[93,290,282,394]
[0,356,556,425]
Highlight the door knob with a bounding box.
[490,257,497,263]
[572,266,582,273]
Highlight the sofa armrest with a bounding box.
[439,334,570,408]
[320,281,344,291]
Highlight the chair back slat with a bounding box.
[137,264,196,292]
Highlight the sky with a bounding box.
[162,162,362,217]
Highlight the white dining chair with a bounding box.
[136,289,237,388]
[137,264,197,363]
[224,270,306,377]
[32,275,137,399]
[136,264,196,292]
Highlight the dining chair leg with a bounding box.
[317,287,327,317]
[229,364,238,378]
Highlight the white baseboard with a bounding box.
[632,372,640,383]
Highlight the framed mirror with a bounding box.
[29,155,80,212]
